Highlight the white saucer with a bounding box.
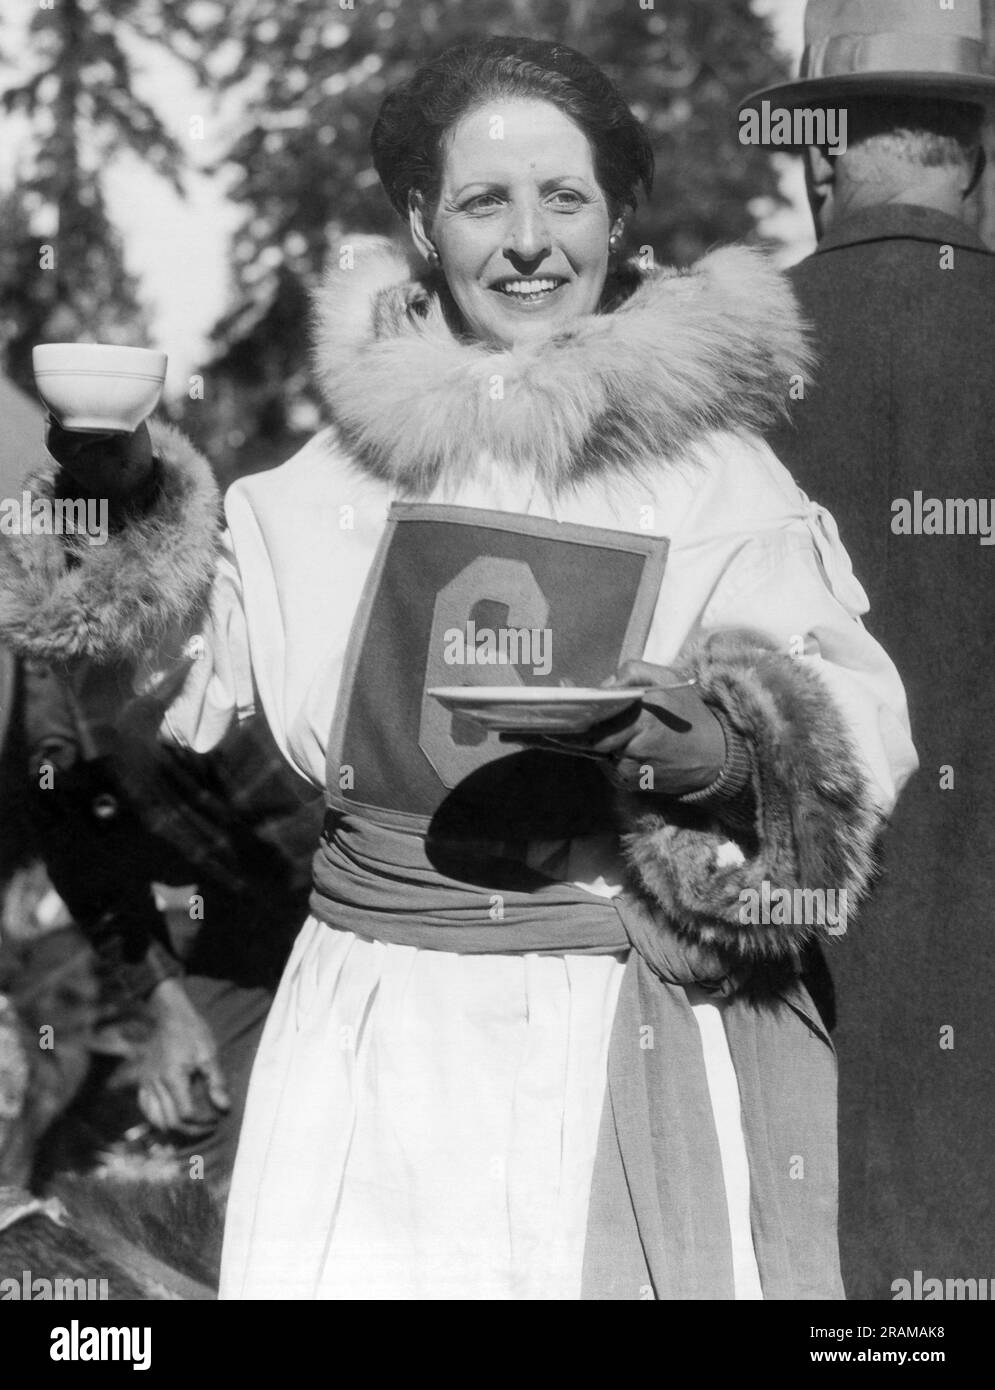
[427,686,650,734]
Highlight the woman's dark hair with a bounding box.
[371,36,654,224]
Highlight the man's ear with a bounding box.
[803,145,836,237]
[963,145,987,200]
[408,190,435,261]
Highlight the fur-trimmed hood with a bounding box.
[311,236,812,496]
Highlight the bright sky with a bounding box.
[100,34,242,398]
[752,0,814,259]
[2,0,812,394]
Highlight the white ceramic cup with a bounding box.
[32,343,168,433]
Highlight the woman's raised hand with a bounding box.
[45,418,155,507]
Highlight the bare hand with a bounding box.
[136,979,230,1136]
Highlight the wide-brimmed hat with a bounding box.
[741,0,995,114]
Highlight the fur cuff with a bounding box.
[619,630,881,964]
[0,422,219,663]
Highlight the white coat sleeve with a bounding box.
[139,529,258,753]
[697,507,918,814]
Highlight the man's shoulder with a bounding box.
[790,240,995,276]
[789,206,994,284]
[786,225,995,325]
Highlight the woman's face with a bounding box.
[412,98,618,349]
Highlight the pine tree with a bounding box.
[0,0,199,391]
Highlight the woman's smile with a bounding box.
[490,275,568,306]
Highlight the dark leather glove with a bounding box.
[540,659,727,797]
[45,418,155,508]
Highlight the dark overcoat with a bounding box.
[768,203,995,1299]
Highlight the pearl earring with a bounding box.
[426,246,440,268]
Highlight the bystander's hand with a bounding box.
[136,977,230,1137]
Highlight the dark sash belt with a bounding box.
[310,812,843,1300]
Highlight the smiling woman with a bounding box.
[0,35,916,1302]
[370,42,651,348]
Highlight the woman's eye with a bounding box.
[463,193,503,214]
[547,190,584,209]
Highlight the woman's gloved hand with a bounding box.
[539,659,728,797]
[45,418,155,508]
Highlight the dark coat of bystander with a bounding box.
[768,200,995,1298]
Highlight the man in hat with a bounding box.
[742,0,995,1299]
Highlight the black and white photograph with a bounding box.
[0,0,992,1355]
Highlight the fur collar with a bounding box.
[311,236,810,496]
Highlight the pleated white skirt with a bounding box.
[218,916,762,1300]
